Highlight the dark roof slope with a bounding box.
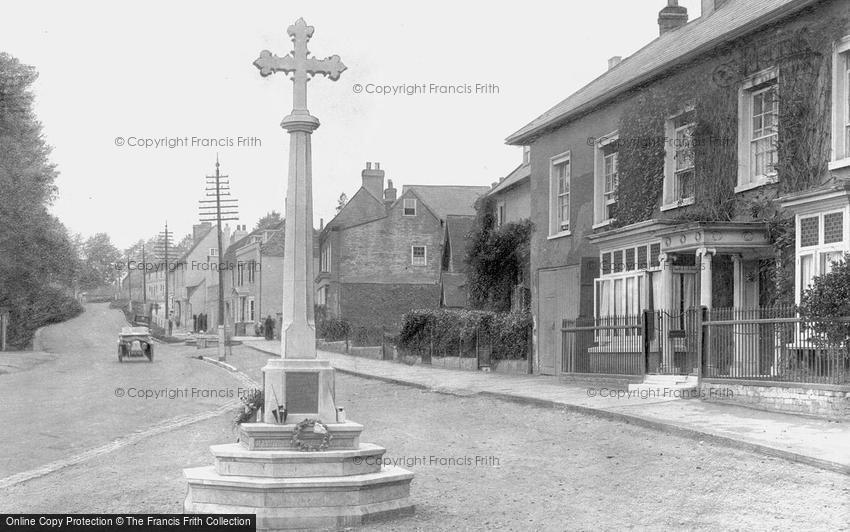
[445,215,475,273]
[506,0,815,144]
[487,163,531,197]
[403,185,489,219]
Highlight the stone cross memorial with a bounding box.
[183,19,414,531]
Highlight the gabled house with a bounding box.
[221,221,286,336]
[316,162,488,333]
[507,0,850,375]
[169,222,221,332]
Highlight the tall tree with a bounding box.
[78,233,121,290]
[254,210,283,231]
[0,53,82,347]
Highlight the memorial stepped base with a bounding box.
[184,421,414,531]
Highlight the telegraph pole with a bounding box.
[141,244,147,303]
[155,223,174,333]
[198,156,239,359]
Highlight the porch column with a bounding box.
[731,254,758,377]
[696,247,715,310]
[658,253,674,371]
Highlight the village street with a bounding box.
[0,304,848,530]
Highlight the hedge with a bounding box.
[398,308,531,360]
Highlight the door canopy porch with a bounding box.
[656,221,772,258]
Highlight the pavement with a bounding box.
[243,338,850,476]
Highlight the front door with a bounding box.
[538,266,579,375]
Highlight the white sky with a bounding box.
[2,0,702,249]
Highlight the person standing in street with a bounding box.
[264,315,274,340]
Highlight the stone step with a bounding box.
[183,465,414,530]
[238,420,363,451]
[212,442,386,478]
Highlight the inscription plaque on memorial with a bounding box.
[286,372,319,413]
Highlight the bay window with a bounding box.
[796,210,849,304]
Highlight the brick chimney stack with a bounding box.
[361,162,385,200]
[658,0,688,35]
[384,178,397,203]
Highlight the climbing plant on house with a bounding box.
[465,196,533,312]
[612,18,848,305]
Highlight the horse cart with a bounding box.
[118,326,154,362]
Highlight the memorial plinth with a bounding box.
[183,418,414,530]
[183,18,413,531]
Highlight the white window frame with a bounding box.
[411,245,427,266]
[248,297,255,322]
[830,35,850,173]
[209,247,218,257]
[593,133,619,227]
[320,241,332,273]
[496,200,506,227]
[795,208,850,305]
[403,198,417,216]
[736,67,779,193]
[549,150,571,238]
[662,109,696,210]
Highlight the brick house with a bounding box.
[221,221,286,336]
[316,162,488,334]
[506,0,850,376]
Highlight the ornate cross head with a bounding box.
[254,18,346,112]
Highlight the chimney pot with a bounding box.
[658,0,688,36]
[366,162,372,170]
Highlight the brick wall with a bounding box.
[339,282,441,332]
[701,380,850,419]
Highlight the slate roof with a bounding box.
[445,215,475,273]
[487,163,531,197]
[506,0,816,144]
[402,185,489,220]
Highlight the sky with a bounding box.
[2,0,703,249]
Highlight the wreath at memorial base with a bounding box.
[291,418,333,452]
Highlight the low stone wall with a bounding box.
[701,379,850,419]
[348,346,383,359]
[490,359,530,375]
[431,356,478,371]
[317,340,348,354]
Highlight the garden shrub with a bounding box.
[399,308,531,360]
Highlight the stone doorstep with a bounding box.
[185,497,415,531]
[239,421,363,451]
[212,443,387,478]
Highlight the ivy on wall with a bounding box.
[465,196,533,312]
[611,17,848,305]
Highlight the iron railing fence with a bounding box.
[561,314,647,375]
[704,306,850,385]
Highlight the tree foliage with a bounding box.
[254,210,282,231]
[0,53,82,347]
[799,255,850,349]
